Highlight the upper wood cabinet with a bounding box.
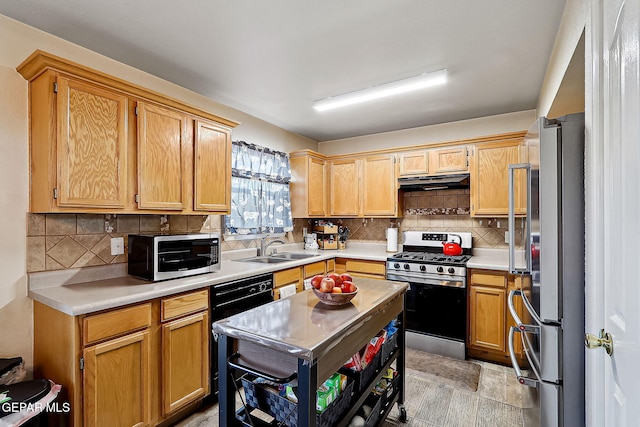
[137,101,188,210]
[290,151,327,218]
[428,146,469,174]
[17,50,237,214]
[56,75,129,209]
[398,150,429,176]
[469,138,526,217]
[329,157,361,216]
[291,151,399,218]
[193,119,232,212]
[398,146,468,177]
[361,154,397,216]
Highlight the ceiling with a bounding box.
[0,1,567,142]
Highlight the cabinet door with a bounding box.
[362,154,397,216]
[398,150,428,176]
[469,139,526,216]
[469,286,506,353]
[329,158,360,216]
[56,75,128,208]
[307,156,327,216]
[428,146,469,174]
[137,102,187,210]
[335,258,386,279]
[290,152,327,218]
[273,267,303,299]
[193,119,232,212]
[83,330,151,427]
[162,312,209,414]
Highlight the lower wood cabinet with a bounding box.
[273,266,303,300]
[83,330,151,427]
[33,289,210,427]
[467,269,529,366]
[161,312,209,414]
[335,258,386,279]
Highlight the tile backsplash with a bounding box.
[26,188,522,273]
[291,188,524,249]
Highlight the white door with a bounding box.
[587,0,640,425]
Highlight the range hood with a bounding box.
[398,173,470,191]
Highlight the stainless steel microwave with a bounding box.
[128,233,221,282]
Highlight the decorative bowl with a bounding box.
[312,286,358,306]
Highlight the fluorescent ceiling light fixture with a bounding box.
[313,69,447,112]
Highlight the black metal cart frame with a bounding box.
[216,290,408,427]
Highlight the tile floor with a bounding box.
[174,359,532,427]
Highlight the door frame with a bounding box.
[585,0,607,425]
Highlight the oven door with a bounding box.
[387,272,466,341]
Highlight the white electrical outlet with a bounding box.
[111,237,124,255]
[504,231,509,243]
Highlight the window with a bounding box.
[224,141,293,235]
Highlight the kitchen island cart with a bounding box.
[212,278,409,426]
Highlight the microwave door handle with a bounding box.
[508,163,532,274]
[508,326,539,387]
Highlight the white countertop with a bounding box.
[467,248,511,271]
[27,242,393,316]
[28,242,513,316]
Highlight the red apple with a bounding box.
[342,280,356,293]
[327,273,343,287]
[319,277,335,293]
[310,275,324,289]
[340,273,353,283]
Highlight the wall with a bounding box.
[317,110,536,156]
[536,0,588,117]
[0,13,315,370]
[0,65,31,368]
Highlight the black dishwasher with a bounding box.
[210,273,273,396]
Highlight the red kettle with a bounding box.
[442,234,463,256]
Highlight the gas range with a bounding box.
[385,230,473,361]
[386,231,473,279]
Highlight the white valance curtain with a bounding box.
[225,141,293,235]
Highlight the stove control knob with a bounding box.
[404,264,410,270]
[394,263,400,269]
[437,266,444,273]
[420,265,426,272]
[448,267,455,274]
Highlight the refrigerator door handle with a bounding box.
[508,326,539,387]
[508,289,542,328]
[508,163,532,274]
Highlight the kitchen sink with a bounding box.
[270,252,319,260]
[234,252,319,264]
[234,256,291,264]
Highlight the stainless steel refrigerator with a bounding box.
[507,113,585,427]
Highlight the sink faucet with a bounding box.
[259,235,286,256]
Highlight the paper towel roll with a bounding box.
[386,228,398,252]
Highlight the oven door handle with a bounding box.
[508,326,539,387]
[385,272,465,288]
